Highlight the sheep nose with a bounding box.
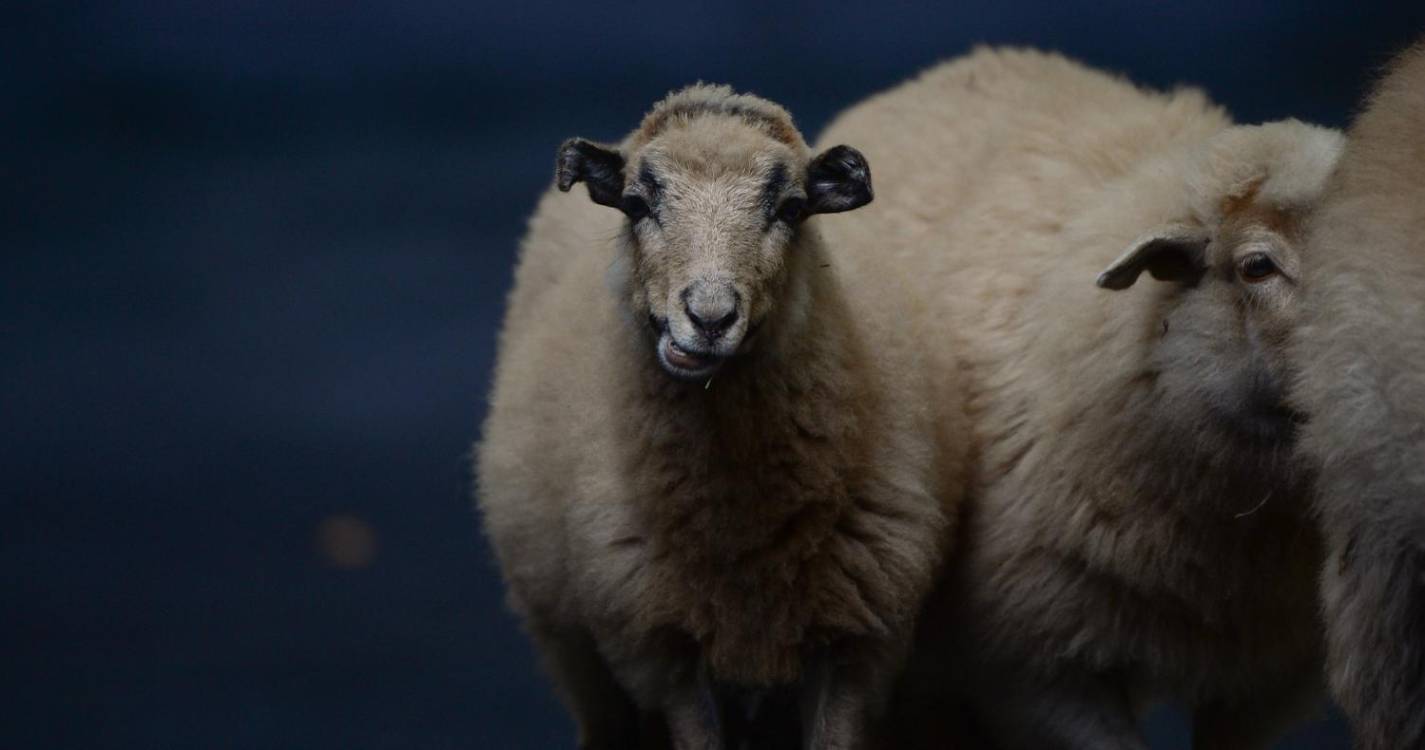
[682,282,739,339]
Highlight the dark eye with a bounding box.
[775,197,806,225]
[621,195,650,222]
[1238,252,1278,283]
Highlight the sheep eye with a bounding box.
[621,195,650,222]
[1238,253,1278,283]
[775,197,806,225]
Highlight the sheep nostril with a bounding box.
[685,304,738,338]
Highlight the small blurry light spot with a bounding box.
[316,514,378,569]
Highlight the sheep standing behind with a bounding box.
[1291,40,1425,750]
[818,48,1342,748]
[476,85,967,749]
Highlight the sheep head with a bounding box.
[556,84,873,382]
[1096,120,1345,443]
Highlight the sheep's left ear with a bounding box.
[1096,224,1210,290]
[806,145,873,214]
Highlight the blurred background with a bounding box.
[5,2,1423,747]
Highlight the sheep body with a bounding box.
[1291,40,1425,750]
[477,86,966,748]
[819,47,1339,747]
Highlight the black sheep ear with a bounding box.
[555,138,625,209]
[806,145,873,214]
[1097,224,1210,290]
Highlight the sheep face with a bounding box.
[556,118,872,381]
[1123,214,1308,443]
[1096,122,1344,443]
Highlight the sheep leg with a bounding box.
[799,641,905,750]
[1187,642,1325,750]
[529,624,650,750]
[1189,705,1272,750]
[799,654,868,750]
[1191,698,1305,750]
[972,669,1148,750]
[662,668,726,750]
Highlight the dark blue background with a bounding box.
[6,2,1422,747]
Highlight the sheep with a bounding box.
[475,84,967,750]
[816,47,1344,748]
[1290,40,1425,750]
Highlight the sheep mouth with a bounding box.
[657,336,727,381]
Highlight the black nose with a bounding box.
[685,301,738,338]
[682,283,739,339]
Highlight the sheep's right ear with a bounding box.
[806,145,873,214]
[556,138,625,209]
[1096,224,1210,290]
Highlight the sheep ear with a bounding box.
[556,138,625,209]
[1096,225,1210,290]
[806,145,873,214]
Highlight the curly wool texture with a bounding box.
[476,84,968,746]
[1291,40,1425,750]
[818,47,1340,748]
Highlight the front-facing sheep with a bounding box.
[818,48,1343,748]
[477,85,965,749]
